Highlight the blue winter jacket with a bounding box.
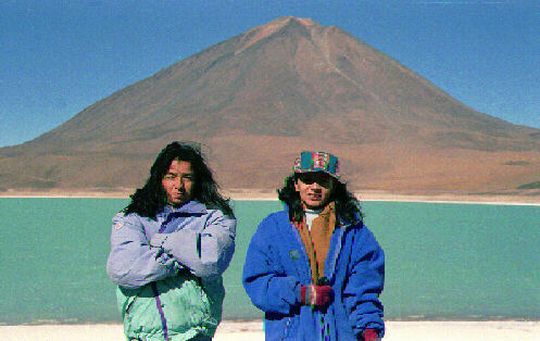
[242,209,384,340]
[107,200,236,340]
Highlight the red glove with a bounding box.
[300,284,334,308]
[362,329,379,341]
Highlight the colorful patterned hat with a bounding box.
[293,151,340,180]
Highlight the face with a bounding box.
[162,159,195,206]
[294,172,335,210]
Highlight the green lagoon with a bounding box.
[0,198,539,324]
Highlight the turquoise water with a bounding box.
[0,198,538,324]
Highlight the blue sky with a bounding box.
[1,0,539,147]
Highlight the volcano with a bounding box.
[1,16,539,195]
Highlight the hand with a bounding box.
[362,329,379,341]
[300,284,334,308]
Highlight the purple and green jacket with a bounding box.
[106,200,236,340]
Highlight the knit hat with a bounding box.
[293,151,340,181]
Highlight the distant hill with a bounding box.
[1,16,539,195]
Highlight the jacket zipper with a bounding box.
[151,282,169,340]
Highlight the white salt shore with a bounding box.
[1,321,540,340]
[1,189,539,206]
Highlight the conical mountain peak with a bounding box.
[237,16,319,53]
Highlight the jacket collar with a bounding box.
[284,202,361,230]
[162,200,207,215]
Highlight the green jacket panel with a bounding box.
[117,273,224,340]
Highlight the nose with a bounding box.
[178,178,185,189]
[171,177,183,189]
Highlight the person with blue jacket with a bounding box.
[243,151,385,340]
[107,141,236,341]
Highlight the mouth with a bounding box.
[170,191,186,200]
[307,193,322,201]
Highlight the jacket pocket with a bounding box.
[118,287,140,321]
[281,317,299,340]
[124,295,138,318]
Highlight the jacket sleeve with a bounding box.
[343,226,385,336]
[242,216,302,315]
[150,209,236,278]
[106,213,180,289]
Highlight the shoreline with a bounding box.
[1,189,539,205]
[1,320,539,340]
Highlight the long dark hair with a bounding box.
[124,141,234,219]
[277,173,363,225]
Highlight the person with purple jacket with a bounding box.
[107,141,236,340]
[243,151,385,340]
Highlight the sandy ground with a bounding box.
[1,321,540,340]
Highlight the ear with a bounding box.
[294,179,300,192]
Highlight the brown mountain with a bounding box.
[1,16,539,195]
